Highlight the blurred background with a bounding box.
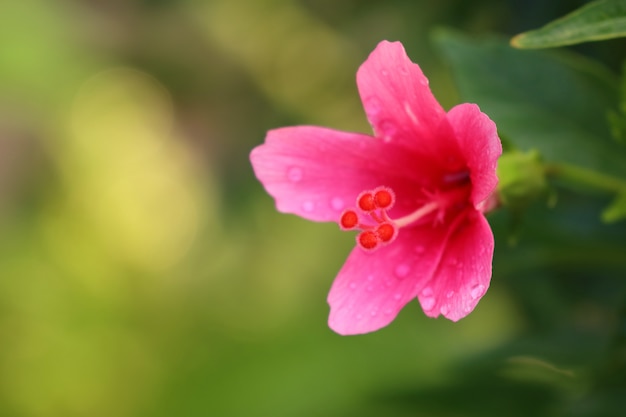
[1,0,625,416]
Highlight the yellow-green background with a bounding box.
[1,0,624,416]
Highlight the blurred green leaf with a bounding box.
[608,64,626,144]
[511,0,626,49]
[602,190,626,222]
[434,30,624,180]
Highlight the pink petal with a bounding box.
[356,41,459,162]
[418,210,494,321]
[447,103,502,206]
[250,126,435,222]
[327,222,450,335]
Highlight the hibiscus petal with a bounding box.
[250,126,431,222]
[357,41,457,161]
[418,211,494,321]
[447,103,502,206]
[327,223,450,335]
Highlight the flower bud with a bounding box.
[496,150,547,208]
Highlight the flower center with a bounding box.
[339,184,469,251]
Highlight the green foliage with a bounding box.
[435,30,626,179]
[608,64,626,144]
[511,0,626,49]
[602,190,626,222]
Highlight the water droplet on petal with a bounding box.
[331,197,344,211]
[349,282,357,289]
[379,120,397,142]
[356,313,363,320]
[366,285,374,292]
[287,166,303,183]
[384,308,393,315]
[394,264,410,278]
[421,297,435,311]
[421,287,433,297]
[414,245,425,254]
[393,293,402,300]
[366,97,382,115]
[302,201,315,212]
[470,284,485,300]
[367,275,374,282]
[381,69,389,77]
[446,290,454,299]
[370,309,378,317]
[440,305,449,315]
[399,66,409,75]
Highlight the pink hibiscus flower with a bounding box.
[250,41,502,335]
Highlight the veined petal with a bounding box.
[327,222,450,335]
[357,41,458,161]
[418,211,494,321]
[447,103,502,206]
[250,126,431,222]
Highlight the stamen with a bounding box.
[376,223,396,242]
[339,183,470,252]
[358,231,378,250]
[340,210,359,230]
[374,188,394,209]
[357,191,376,212]
[339,186,404,251]
[393,201,438,228]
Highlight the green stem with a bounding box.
[544,162,626,194]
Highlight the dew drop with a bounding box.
[381,69,389,77]
[414,245,425,254]
[330,197,344,211]
[349,282,357,290]
[399,66,409,75]
[366,97,382,115]
[421,296,435,311]
[370,309,378,317]
[393,293,402,300]
[379,120,397,142]
[287,166,303,182]
[446,290,454,299]
[421,287,433,297]
[366,285,374,292]
[356,313,363,320]
[302,201,315,212]
[470,284,485,300]
[384,308,393,315]
[367,275,374,282]
[394,264,410,278]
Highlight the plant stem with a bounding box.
[544,162,626,194]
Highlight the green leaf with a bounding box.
[608,63,626,144]
[602,191,626,222]
[434,30,624,180]
[511,0,626,49]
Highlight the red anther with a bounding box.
[340,210,359,230]
[374,188,394,209]
[376,223,396,243]
[358,230,378,250]
[357,192,376,212]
